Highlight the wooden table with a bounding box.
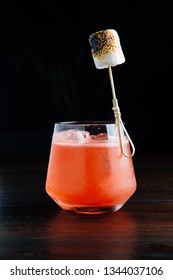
[0,153,173,260]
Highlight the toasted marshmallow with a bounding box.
[89,29,125,69]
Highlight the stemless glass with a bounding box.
[45,121,137,214]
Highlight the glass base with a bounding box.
[54,200,123,214]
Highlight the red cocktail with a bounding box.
[45,122,137,214]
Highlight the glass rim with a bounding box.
[54,120,116,126]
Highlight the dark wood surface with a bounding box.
[0,153,173,260]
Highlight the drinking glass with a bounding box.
[45,121,137,214]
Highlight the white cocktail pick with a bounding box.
[108,65,135,157]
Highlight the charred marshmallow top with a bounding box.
[89,29,125,69]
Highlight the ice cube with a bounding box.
[54,129,91,143]
[96,133,108,140]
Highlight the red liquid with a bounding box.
[46,134,137,213]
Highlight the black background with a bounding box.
[0,1,172,159]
